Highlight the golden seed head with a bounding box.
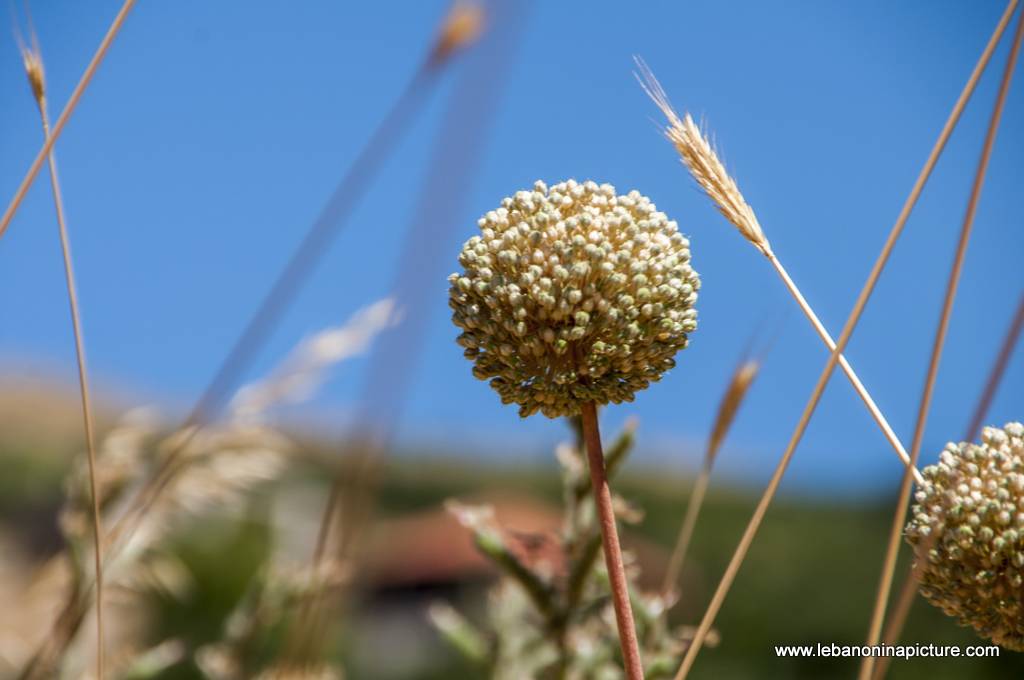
[21,45,46,110]
[707,359,760,463]
[635,58,771,256]
[430,1,485,65]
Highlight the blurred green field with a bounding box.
[1,413,1021,680]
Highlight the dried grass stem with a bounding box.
[859,10,1023,678]
[670,1,1013,672]
[22,31,106,678]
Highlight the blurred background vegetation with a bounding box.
[1,387,1020,679]
[2,1,1021,678]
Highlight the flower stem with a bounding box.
[580,402,643,680]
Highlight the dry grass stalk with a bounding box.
[669,2,1014,673]
[0,0,138,241]
[965,291,1024,442]
[105,299,396,565]
[18,26,106,680]
[873,292,1024,680]
[16,302,393,679]
[858,11,1023,679]
[662,358,760,597]
[636,59,923,486]
[93,0,474,593]
[106,0,484,571]
[289,3,508,661]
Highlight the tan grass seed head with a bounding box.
[707,359,760,463]
[430,1,485,66]
[20,43,46,110]
[635,58,770,256]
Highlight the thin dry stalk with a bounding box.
[289,4,528,662]
[14,2,475,676]
[765,254,923,486]
[0,0,137,241]
[637,60,922,485]
[662,359,760,597]
[277,3,492,662]
[873,292,1024,680]
[20,30,106,679]
[965,291,1024,442]
[97,0,480,584]
[17,305,389,679]
[671,2,1014,673]
[581,402,643,680]
[859,13,1023,678]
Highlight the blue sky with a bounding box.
[1,0,1021,495]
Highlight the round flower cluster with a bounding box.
[448,179,699,418]
[905,422,1024,650]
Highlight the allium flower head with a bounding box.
[448,179,699,418]
[906,422,1024,650]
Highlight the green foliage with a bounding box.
[432,420,693,678]
[3,434,1023,678]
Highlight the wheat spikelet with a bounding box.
[430,1,485,65]
[635,57,924,485]
[706,360,759,464]
[634,58,769,255]
[662,358,760,596]
[18,40,45,111]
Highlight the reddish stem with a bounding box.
[580,402,643,680]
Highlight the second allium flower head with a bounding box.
[449,179,699,418]
[906,422,1024,650]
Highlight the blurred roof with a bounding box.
[364,491,670,591]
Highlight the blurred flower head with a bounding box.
[449,179,699,418]
[906,422,1024,650]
